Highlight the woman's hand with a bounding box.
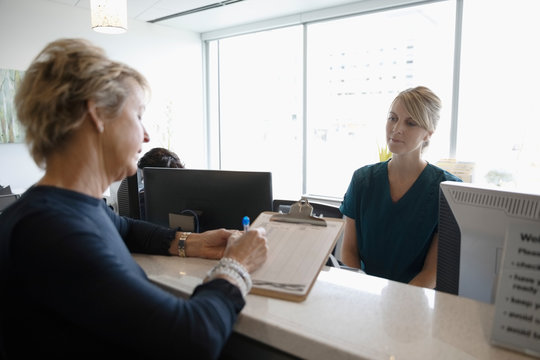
[177,228,268,274]
[223,228,268,273]
[183,229,235,259]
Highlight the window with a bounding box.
[457,0,540,192]
[206,0,539,201]
[207,26,304,199]
[306,2,456,198]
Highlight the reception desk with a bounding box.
[133,254,532,359]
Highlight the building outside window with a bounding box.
[305,1,455,198]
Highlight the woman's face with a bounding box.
[386,99,431,157]
[102,79,149,182]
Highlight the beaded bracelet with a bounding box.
[219,257,252,291]
[208,266,248,296]
[206,257,252,297]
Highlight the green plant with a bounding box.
[485,170,513,187]
[378,144,392,162]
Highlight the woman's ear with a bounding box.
[424,130,433,142]
[87,99,104,133]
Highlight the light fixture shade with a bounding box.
[90,0,127,34]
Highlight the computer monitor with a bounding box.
[143,168,273,232]
[437,181,540,304]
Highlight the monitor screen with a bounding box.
[437,181,540,303]
[143,168,273,232]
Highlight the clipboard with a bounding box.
[270,199,327,227]
[249,200,345,302]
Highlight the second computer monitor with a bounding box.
[143,168,273,232]
[437,181,540,304]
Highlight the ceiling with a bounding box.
[49,0,363,33]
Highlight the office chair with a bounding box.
[0,185,13,196]
[117,174,141,219]
[0,194,20,214]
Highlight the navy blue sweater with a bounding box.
[0,186,244,359]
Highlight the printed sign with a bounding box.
[491,223,540,357]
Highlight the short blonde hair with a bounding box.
[15,38,150,169]
[391,86,441,137]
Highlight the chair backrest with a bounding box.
[0,185,12,196]
[0,194,20,214]
[117,174,141,219]
[311,202,342,219]
[272,199,295,213]
[117,178,130,217]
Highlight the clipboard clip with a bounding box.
[270,199,327,226]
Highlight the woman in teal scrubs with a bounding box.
[340,86,461,288]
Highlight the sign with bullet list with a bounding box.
[491,223,540,357]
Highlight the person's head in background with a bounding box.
[137,147,184,169]
[386,86,441,156]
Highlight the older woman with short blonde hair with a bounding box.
[1,38,267,359]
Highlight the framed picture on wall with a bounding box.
[0,69,25,144]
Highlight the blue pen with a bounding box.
[242,216,250,232]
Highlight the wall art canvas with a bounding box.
[0,69,25,144]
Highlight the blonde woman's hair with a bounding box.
[14,38,150,169]
[390,86,441,148]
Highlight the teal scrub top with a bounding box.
[340,161,462,283]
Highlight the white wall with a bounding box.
[0,0,205,192]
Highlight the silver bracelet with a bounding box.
[219,257,252,291]
[208,266,248,296]
[206,257,252,297]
